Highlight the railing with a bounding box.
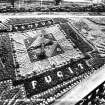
[54,64,105,105]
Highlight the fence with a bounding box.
[0,0,55,9]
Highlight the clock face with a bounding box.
[24,33,64,62]
[8,24,77,76]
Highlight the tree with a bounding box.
[54,0,62,5]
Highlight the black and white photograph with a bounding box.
[0,0,105,15]
[0,17,105,105]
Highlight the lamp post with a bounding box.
[41,0,43,6]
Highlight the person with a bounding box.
[10,0,15,8]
